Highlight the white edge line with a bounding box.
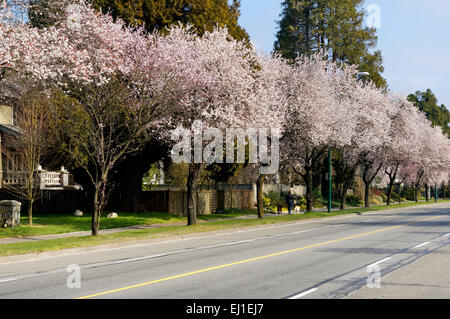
[0,277,18,283]
[289,288,318,299]
[444,233,450,237]
[414,242,431,249]
[368,257,391,268]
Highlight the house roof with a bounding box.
[0,124,22,137]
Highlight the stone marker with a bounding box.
[107,212,118,219]
[0,200,21,228]
[74,209,84,217]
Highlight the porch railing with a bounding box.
[3,172,26,186]
[2,169,73,189]
[40,171,62,187]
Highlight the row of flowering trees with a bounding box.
[1,1,449,234]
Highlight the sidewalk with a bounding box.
[0,200,433,245]
[0,214,263,244]
[345,244,450,299]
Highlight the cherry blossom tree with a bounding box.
[396,111,450,202]
[420,126,450,201]
[247,52,289,219]
[0,2,180,235]
[329,74,392,209]
[382,94,422,205]
[281,55,358,212]
[157,26,287,224]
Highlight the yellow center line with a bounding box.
[77,214,445,299]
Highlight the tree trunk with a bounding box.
[27,202,33,226]
[92,187,100,236]
[364,182,370,208]
[91,180,107,236]
[256,174,265,219]
[425,185,430,202]
[386,183,393,206]
[362,163,383,208]
[386,165,398,206]
[186,163,201,226]
[305,169,313,212]
[386,177,396,206]
[340,188,347,211]
[340,167,356,211]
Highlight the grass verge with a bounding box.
[0,200,448,258]
[0,210,258,239]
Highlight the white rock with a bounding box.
[107,212,118,219]
[74,209,84,217]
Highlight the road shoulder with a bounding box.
[344,243,450,299]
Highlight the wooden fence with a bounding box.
[0,189,91,214]
[144,188,253,216]
[0,186,254,216]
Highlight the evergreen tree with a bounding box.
[408,89,450,138]
[90,0,249,41]
[274,0,387,89]
[28,0,68,28]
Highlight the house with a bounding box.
[0,104,81,191]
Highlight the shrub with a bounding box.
[265,191,286,208]
[401,188,416,201]
[297,197,306,209]
[263,196,271,208]
[347,194,363,206]
[371,188,383,196]
[391,192,401,202]
[383,192,401,203]
[371,198,382,205]
[312,188,323,205]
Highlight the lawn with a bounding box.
[0,200,448,257]
[0,210,257,239]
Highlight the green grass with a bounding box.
[0,200,448,257]
[0,210,258,239]
[0,212,187,239]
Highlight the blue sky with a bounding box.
[238,0,450,109]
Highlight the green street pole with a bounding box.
[328,147,332,213]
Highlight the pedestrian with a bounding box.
[286,192,294,215]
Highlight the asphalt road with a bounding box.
[0,202,449,299]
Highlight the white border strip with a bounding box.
[289,288,318,299]
[368,257,391,268]
[414,242,430,249]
